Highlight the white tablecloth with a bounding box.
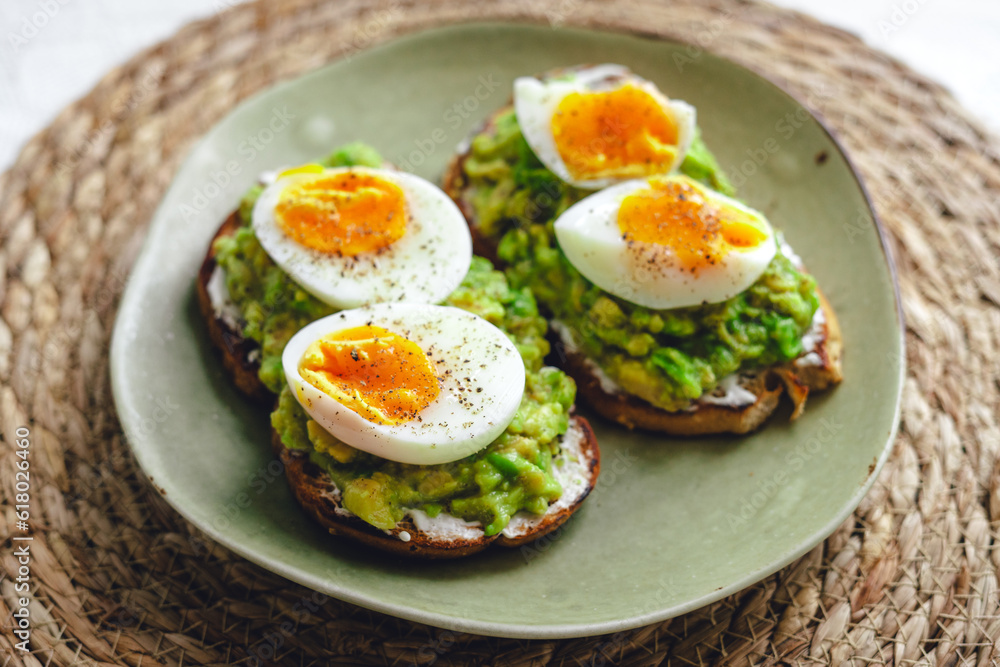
[1,0,998,170]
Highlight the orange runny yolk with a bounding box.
[617,178,768,273]
[552,83,679,180]
[275,172,407,256]
[299,325,440,426]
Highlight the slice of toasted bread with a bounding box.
[442,107,843,435]
[553,291,843,435]
[273,415,601,558]
[196,212,274,402]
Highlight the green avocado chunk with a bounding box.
[460,109,820,412]
[213,143,578,536]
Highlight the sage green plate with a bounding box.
[111,22,903,639]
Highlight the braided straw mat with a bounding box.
[2,0,999,664]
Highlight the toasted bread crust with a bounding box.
[273,416,601,558]
[442,108,843,435]
[196,213,275,403]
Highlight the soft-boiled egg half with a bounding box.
[282,303,526,465]
[253,165,472,309]
[514,64,696,190]
[554,175,777,310]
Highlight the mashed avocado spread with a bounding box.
[460,109,819,411]
[213,143,577,535]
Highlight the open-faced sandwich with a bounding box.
[196,143,600,557]
[443,64,843,435]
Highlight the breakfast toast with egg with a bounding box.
[442,71,843,435]
[445,176,844,434]
[199,211,604,557]
[197,143,603,558]
[270,300,602,559]
[272,416,600,558]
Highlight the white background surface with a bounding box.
[1,0,998,171]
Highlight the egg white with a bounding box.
[553,176,777,310]
[252,167,472,309]
[514,64,696,190]
[282,303,526,465]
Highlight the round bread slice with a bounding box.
[272,415,601,558]
[553,291,843,435]
[442,107,844,435]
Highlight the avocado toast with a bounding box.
[197,143,600,558]
[443,66,842,434]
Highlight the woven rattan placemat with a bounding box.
[2,0,999,664]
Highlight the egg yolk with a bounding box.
[299,325,440,426]
[552,83,680,180]
[618,179,768,273]
[275,172,407,256]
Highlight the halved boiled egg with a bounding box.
[282,303,526,465]
[514,64,696,190]
[554,175,776,309]
[253,165,472,309]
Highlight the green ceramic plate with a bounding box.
[111,22,903,639]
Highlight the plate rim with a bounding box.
[110,19,905,639]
